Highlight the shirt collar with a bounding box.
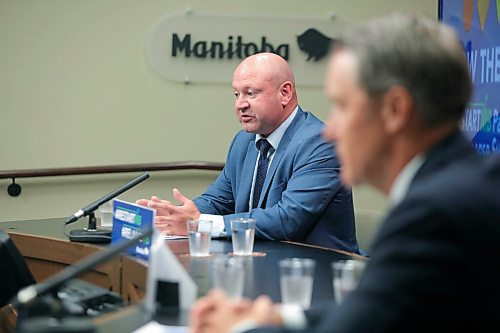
[389,154,426,207]
[255,106,298,150]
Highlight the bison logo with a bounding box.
[297,28,335,61]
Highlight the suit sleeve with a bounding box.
[245,301,338,333]
[192,135,238,216]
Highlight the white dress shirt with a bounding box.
[388,154,426,207]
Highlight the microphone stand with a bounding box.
[65,172,150,243]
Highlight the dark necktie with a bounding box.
[252,139,272,209]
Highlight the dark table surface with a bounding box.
[1,217,362,305]
[178,238,359,304]
[2,217,364,330]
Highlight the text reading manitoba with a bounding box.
[172,33,289,60]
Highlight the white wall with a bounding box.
[0,0,437,223]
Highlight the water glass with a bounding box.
[230,218,256,256]
[212,256,245,300]
[99,200,114,228]
[187,219,212,257]
[331,259,366,305]
[279,258,315,309]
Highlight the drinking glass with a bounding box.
[230,218,256,256]
[331,259,366,305]
[279,258,315,309]
[99,200,114,228]
[186,219,212,257]
[212,256,245,300]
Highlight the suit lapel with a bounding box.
[257,109,306,208]
[236,140,258,212]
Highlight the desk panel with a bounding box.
[2,218,121,294]
[8,232,121,294]
[121,255,148,304]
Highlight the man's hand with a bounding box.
[136,188,201,235]
[189,289,282,333]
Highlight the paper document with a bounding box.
[164,232,227,240]
[164,235,189,240]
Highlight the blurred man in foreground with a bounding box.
[189,12,500,333]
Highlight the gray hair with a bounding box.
[336,12,472,127]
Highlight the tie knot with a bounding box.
[257,139,272,155]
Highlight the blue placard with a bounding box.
[440,0,500,154]
[111,199,155,260]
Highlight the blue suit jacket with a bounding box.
[250,131,500,332]
[194,108,358,252]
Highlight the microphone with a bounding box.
[65,172,150,243]
[11,228,153,331]
[12,228,152,308]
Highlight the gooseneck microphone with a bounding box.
[11,227,153,309]
[65,172,150,225]
[64,172,150,243]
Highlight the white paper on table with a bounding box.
[132,320,188,333]
[145,225,197,314]
[164,235,189,240]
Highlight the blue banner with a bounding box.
[441,0,500,154]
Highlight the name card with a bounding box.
[111,199,155,260]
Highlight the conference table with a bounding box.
[2,218,363,332]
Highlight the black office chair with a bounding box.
[0,230,36,308]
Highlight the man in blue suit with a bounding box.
[189,13,500,333]
[138,52,358,252]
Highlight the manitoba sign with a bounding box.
[146,11,339,86]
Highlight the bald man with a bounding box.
[138,53,358,252]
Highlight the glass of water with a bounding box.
[230,218,256,256]
[331,259,366,305]
[212,256,245,300]
[98,200,114,228]
[186,219,212,257]
[279,258,315,309]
